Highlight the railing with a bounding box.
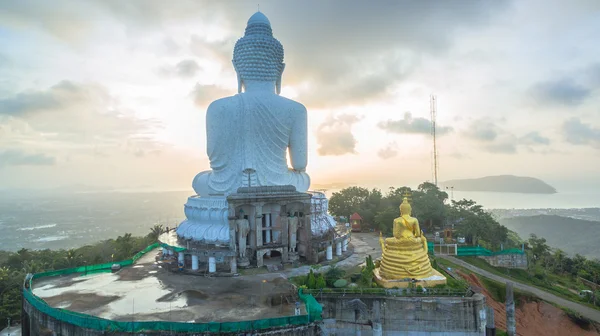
[302,287,469,297]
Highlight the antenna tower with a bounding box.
[430,95,439,186]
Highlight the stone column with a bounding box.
[336,241,342,256]
[254,204,263,248]
[265,213,271,257]
[326,245,333,260]
[178,252,185,264]
[265,213,272,244]
[343,238,348,252]
[485,305,495,336]
[372,301,382,336]
[208,256,216,273]
[230,257,237,274]
[506,282,516,336]
[191,255,199,271]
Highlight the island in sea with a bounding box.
[441,175,557,194]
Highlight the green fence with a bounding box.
[24,243,316,333]
[428,241,435,255]
[456,246,524,257]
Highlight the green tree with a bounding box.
[115,233,134,259]
[63,249,83,268]
[528,234,550,263]
[307,269,316,289]
[328,187,383,229]
[147,224,164,241]
[329,187,371,218]
[325,265,346,287]
[316,273,326,289]
[374,207,398,235]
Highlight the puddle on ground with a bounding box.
[33,272,188,319]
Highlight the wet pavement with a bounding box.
[33,252,302,322]
[32,233,383,322]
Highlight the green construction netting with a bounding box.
[427,241,435,255]
[24,243,313,333]
[456,246,524,256]
[298,288,322,321]
[24,289,310,333]
[159,242,186,253]
[492,248,525,255]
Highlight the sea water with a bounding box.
[1,189,598,252]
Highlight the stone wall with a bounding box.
[318,294,486,335]
[480,254,528,269]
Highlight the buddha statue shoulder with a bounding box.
[192,12,310,197]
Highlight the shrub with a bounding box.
[325,265,346,287]
[316,273,326,289]
[307,269,317,289]
[333,279,348,288]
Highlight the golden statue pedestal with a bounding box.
[373,196,446,288]
[374,267,447,288]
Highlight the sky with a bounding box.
[0,0,599,193]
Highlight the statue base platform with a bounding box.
[373,268,447,288]
[237,257,250,268]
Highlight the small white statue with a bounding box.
[235,218,250,258]
[288,215,298,253]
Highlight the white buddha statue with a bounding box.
[192,11,310,197]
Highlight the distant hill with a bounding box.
[499,215,600,258]
[442,175,557,194]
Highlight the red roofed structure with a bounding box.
[350,212,363,232]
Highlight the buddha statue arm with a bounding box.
[205,100,227,160]
[288,105,308,172]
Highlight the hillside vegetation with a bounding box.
[442,175,557,194]
[500,215,600,259]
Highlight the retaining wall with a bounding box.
[318,293,487,335]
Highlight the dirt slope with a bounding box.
[458,270,600,336]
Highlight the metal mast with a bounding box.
[430,95,438,186]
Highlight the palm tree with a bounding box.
[147,224,164,241]
[64,249,83,268]
[116,233,134,259]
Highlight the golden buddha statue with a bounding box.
[374,197,446,288]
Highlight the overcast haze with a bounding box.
[1,0,599,192]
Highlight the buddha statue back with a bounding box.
[192,12,310,197]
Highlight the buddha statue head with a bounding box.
[232,12,285,94]
[400,197,412,216]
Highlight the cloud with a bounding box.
[464,119,498,142]
[0,81,70,116]
[1,1,509,107]
[0,150,55,167]
[484,140,517,154]
[316,113,361,156]
[159,59,201,78]
[520,131,550,145]
[191,83,233,107]
[0,81,161,157]
[377,143,398,160]
[530,78,591,106]
[562,118,600,147]
[464,119,550,154]
[378,112,452,135]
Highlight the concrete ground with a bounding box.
[0,325,21,336]
[33,252,303,323]
[262,232,382,280]
[32,233,384,323]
